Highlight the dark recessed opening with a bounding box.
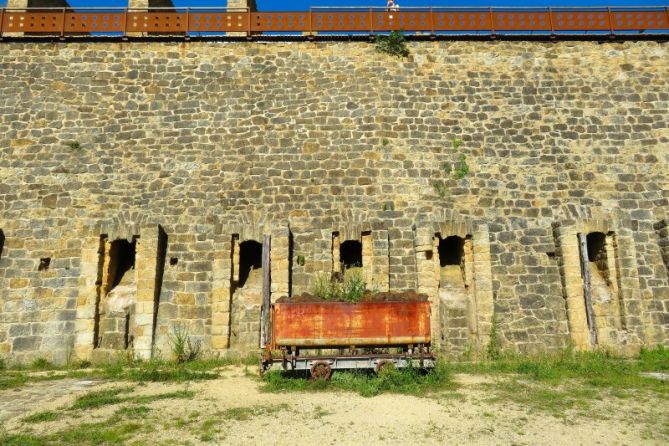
[38,257,51,271]
[238,240,262,288]
[438,235,464,267]
[340,240,362,269]
[586,232,606,262]
[586,231,611,282]
[109,238,136,289]
[170,257,178,266]
[0,229,5,262]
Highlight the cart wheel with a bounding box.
[310,361,332,381]
[375,360,395,375]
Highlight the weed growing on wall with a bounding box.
[66,141,82,151]
[168,324,202,363]
[431,180,447,199]
[432,138,471,197]
[375,31,410,58]
[486,316,501,360]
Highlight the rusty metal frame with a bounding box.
[0,6,667,39]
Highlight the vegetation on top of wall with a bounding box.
[375,31,410,58]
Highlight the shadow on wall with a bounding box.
[0,229,4,262]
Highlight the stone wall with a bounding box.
[0,40,668,363]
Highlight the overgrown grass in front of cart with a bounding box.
[261,360,453,397]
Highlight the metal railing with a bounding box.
[0,6,667,38]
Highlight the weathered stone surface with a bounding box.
[0,40,668,363]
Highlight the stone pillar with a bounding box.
[414,226,440,350]
[128,0,149,8]
[332,232,341,273]
[555,224,591,350]
[371,229,389,292]
[73,234,103,361]
[463,237,476,342]
[4,0,29,38]
[226,0,256,36]
[472,225,494,350]
[211,233,233,351]
[657,220,669,274]
[270,226,290,301]
[361,231,373,287]
[133,226,159,360]
[616,229,651,344]
[227,0,256,10]
[126,0,149,38]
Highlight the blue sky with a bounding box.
[1,1,661,9]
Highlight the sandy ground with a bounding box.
[1,366,667,446]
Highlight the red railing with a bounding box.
[0,7,667,38]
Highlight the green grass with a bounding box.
[262,361,454,397]
[2,416,148,446]
[483,379,599,418]
[22,410,61,424]
[0,371,80,391]
[70,387,194,410]
[0,355,259,391]
[93,356,257,383]
[70,387,136,410]
[448,346,669,393]
[114,405,151,417]
[220,403,290,421]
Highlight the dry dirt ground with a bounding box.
[0,366,667,446]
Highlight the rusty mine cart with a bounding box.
[259,299,436,380]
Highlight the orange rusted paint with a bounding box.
[1,8,668,37]
[271,301,431,348]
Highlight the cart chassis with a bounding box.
[261,348,436,376]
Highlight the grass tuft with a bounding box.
[22,410,61,424]
[262,361,453,397]
[70,387,135,410]
[70,387,194,411]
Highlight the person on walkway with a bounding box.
[387,0,400,12]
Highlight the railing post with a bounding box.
[0,9,5,38]
[489,7,496,38]
[185,7,189,39]
[249,7,253,38]
[308,8,312,37]
[607,7,614,38]
[60,7,66,39]
[429,7,434,36]
[122,7,128,40]
[548,7,555,37]
[369,7,373,36]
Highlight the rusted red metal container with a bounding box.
[271,301,431,349]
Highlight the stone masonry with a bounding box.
[0,40,668,363]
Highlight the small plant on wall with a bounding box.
[375,31,410,58]
[66,141,83,152]
[432,138,471,197]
